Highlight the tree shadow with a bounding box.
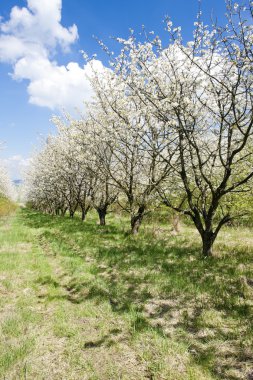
[20,207,253,379]
[20,207,252,318]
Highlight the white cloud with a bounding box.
[0,0,78,58]
[2,155,31,179]
[0,0,102,111]
[13,56,104,110]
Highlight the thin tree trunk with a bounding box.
[61,207,67,217]
[172,213,180,234]
[97,208,106,226]
[81,208,86,221]
[131,216,142,234]
[81,205,91,221]
[130,205,145,235]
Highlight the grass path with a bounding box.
[0,210,252,379]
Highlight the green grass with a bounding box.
[0,208,252,379]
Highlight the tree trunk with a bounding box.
[172,213,180,234]
[81,208,86,221]
[69,210,75,218]
[191,213,216,257]
[97,208,106,226]
[131,206,145,235]
[201,231,215,257]
[81,204,91,221]
[61,207,67,217]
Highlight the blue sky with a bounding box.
[0,0,226,179]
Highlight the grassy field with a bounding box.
[0,208,253,380]
[0,197,17,217]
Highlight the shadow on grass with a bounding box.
[19,207,252,317]
[20,207,253,378]
[20,208,120,235]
